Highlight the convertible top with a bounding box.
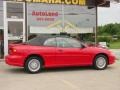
[26,35,70,46]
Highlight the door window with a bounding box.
[44,38,56,47]
[7,3,23,19]
[56,38,72,48]
[56,37,82,48]
[65,38,82,48]
[8,21,23,41]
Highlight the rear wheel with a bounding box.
[93,55,108,70]
[24,56,42,73]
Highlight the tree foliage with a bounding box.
[98,23,120,36]
[98,23,120,43]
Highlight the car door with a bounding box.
[55,37,90,66]
[42,38,57,67]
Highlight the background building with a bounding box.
[0,0,3,29]
[0,0,114,58]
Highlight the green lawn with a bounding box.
[109,41,120,49]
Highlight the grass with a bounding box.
[109,41,120,49]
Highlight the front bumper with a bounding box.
[5,55,25,67]
[109,54,116,65]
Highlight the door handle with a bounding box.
[58,49,63,52]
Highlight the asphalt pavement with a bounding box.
[110,49,120,59]
[0,60,120,90]
[0,49,120,90]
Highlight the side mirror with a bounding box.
[81,44,86,48]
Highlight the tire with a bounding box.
[93,55,108,70]
[24,56,42,73]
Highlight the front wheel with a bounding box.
[24,56,42,73]
[93,55,108,70]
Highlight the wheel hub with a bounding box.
[96,57,106,69]
[28,59,40,72]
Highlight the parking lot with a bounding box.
[110,49,120,59]
[0,49,120,90]
[0,60,120,90]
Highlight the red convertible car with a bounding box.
[5,36,116,73]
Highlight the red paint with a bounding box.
[5,44,116,68]
[32,11,58,17]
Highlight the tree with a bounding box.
[98,23,120,42]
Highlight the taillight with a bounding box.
[9,48,17,54]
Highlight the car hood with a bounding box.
[85,46,111,54]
